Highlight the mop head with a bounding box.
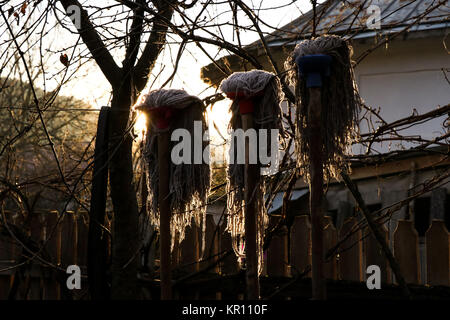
[284,34,362,183]
[136,89,210,253]
[219,70,284,274]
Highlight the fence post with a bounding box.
[425,220,450,286]
[219,218,238,275]
[201,214,219,273]
[323,216,337,280]
[290,215,311,277]
[0,211,13,299]
[77,214,89,268]
[178,218,200,299]
[338,217,363,281]
[56,212,62,300]
[267,216,289,277]
[364,224,391,284]
[60,211,73,267]
[394,220,420,284]
[88,106,110,300]
[202,214,221,299]
[180,218,200,274]
[42,211,58,299]
[73,212,78,266]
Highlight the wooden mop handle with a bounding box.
[149,106,174,300]
[158,132,171,300]
[241,112,260,300]
[228,91,260,300]
[308,88,326,300]
[296,54,332,300]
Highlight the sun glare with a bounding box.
[207,100,231,132]
[135,112,147,139]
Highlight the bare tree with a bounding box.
[0,0,448,300]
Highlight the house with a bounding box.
[201,0,450,284]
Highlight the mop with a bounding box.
[136,89,210,298]
[285,34,361,183]
[285,35,362,299]
[220,70,284,299]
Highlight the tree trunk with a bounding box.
[108,83,139,299]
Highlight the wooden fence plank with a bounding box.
[0,213,13,265]
[77,213,89,267]
[425,220,450,286]
[61,211,76,268]
[0,211,15,262]
[323,216,338,280]
[393,220,420,284]
[42,211,58,265]
[43,211,59,300]
[10,212,22,264]
[0,211,14,299]
[200,214,219,273]
[55,212,62,300]
[1,210,91,300]
[267,216,289,277]
[364,224,391,284]
[200,214,221,299]
[219,218,238,275]
[171,233,181,270]
[336,201,352,230]
[180,219,200,274]
[73,213,78,265]
[338,217,363,281]
[290,215,311,277]
[0,276,9,300]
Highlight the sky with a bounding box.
[136,0,321,155]
[54,1,322,153]
[66,1,318,104]
[1,0,323,161]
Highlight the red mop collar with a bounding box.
[147,106,175,129]
[226,91,264,115]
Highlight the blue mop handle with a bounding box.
[295,54,332,88]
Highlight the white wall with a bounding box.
[352,35,450,154]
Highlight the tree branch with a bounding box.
[340,171,411,299]
[58,0,121,87]
[133,1,175,93]
[123,0,145,74]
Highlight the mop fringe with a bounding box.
[136,89,210,255]
[284,35,362,183]
[220,70,284,274]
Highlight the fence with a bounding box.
[0,210,89,300]
[173,214,450,287]
[1,210,449,299]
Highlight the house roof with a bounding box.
[263,0,449,46]
[200,0,449,85]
